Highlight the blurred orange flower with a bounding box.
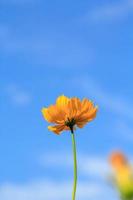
[109,151,133,200]
[109,151,128,170]
[42,95,98,134]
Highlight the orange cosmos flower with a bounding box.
[109,152,133,199]
[41,95,98,134]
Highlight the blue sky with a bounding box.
[0,0,133,199]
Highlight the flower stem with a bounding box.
[71,131,77,200]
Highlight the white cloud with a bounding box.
[40,152,72,168]
[0,152,117,200]
[0,151,122,200]
[6,84,31,106]
[84,0,133,22]
[40,152,110,179]
[0,179,116,200]
[79,156,110,178]
[0,24,93,67]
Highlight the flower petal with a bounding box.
[56,95,70,109]
[81,98,94,113]
[42,105,65,124]
[66,97,81,118]
[41,108,53,123]
[76,121,88,128]
[77,106,98,123]
[48,124,65,134]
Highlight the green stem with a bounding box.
[71,131,77,200]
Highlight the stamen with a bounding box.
[65,118,76,129]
